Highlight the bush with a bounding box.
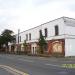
[52,52,64,57]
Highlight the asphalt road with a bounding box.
[0,54,75,75]
[0,67,14,75]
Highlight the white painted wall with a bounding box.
[64,17,75,36]
[15,17,65,44]
[65,39,75,56]
[42,18,65,37]
[65,25,75,35]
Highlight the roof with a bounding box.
[15,16,75,35]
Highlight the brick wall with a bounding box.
[48,39,65,56]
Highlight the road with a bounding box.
[0,54,75,75]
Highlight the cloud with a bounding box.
[66,3,75,11]
[54,0,75,12]
[0,0,75,34]
[32,0,51,6]
[0,0,28,9]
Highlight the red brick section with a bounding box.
[48,39,65,56]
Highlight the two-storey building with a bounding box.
[9,17,75,57]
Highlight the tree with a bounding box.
[38,31,47,54]
[0,35,4,49]
[0,29,15,50]
[23,40,28,54]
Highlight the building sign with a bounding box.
[52,41,63,53]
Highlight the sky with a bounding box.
[0,0,75,34]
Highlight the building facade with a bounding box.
[9,17,75,57]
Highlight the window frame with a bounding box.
[39,30,42,37]
[29,33,31,40]
[55,25,59,36]
[44,28,48,37]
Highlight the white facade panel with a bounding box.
[16,25,42,44]
[65,39,75,56]
[65,25,75,35]
[29,25,42,40]
[64,17,75,27]
[42,18,65,37]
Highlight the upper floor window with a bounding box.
[44,28,48,37]
[26,34,28,41]
[29,33,31,40]
[55,25,59,36]
[39,30,42,37]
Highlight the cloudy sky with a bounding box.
[0,0,75,34]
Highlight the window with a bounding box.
[33,47,34,50]
[55,25,59,36]
[20,36,21,42]
[39,30,42,37]
[44,28,48,37]
[33,47,34,54]
[26,34,28,41]
[29,33,31,40]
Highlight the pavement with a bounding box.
[0,54,75,75]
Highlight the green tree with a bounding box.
[0,29,15,49]
[0,35,4,49]
[23,40,28,54]
[38,31,47,54]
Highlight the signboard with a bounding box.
[52,41,63,53]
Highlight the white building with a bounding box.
[9,17,75,57]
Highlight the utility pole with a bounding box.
[18,29,20,44]
[17,29,20,54]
